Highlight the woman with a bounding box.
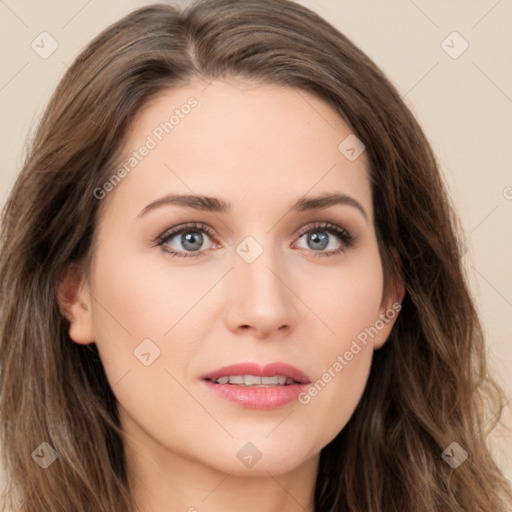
[1,0,511,511]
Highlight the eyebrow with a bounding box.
[138,192,368,221]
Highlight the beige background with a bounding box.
[1,0,511,484]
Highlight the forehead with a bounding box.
[101,79,372,221]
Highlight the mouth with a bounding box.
[200,362,310,409]
[205,375,300,386]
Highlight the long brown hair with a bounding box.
[1,1,511,510]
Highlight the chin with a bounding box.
[198,435,319,477]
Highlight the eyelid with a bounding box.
[156,222,217,245]
[295,221,351,240]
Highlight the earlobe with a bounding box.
[374,248,405,350]
[391,247,406,305]
[57,262,95,345]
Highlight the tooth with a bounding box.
[215,375,295,386]
[244,375,262,386]
[228,375,245,385]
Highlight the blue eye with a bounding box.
[157,222,216,258]
[157,221,355,258]
[294,221,355,257]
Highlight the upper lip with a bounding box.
[201,362,310,383]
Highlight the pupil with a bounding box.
[309,231,328,250]
[182,232,203,251]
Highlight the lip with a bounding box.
[201,362,310,383]
[200,362,310,410]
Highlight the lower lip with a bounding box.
[201,380,308,409]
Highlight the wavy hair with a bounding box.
[1,1,511,510]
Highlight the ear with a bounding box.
[57,262,95,345]
[373,248,406,350]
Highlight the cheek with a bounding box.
[87,246,213,442]
[90,243,213,339]
[295,248,384,344]
[294,251,383,441]
[297,346,373,457]
[88,240,226,389]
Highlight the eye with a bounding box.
[156,221,355,258]
[294,221,355,257]
[156,222,218,258]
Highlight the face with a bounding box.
[61,79,403,479]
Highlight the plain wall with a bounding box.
[0,0,511,486]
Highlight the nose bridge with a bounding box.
[235,232,286,299]
[227,231,296,334]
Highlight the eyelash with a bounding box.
[156,221,355,259]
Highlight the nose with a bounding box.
[224,239,298,339]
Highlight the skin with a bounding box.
[59,79,404,512]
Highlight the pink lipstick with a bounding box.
[200,362,310,409]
